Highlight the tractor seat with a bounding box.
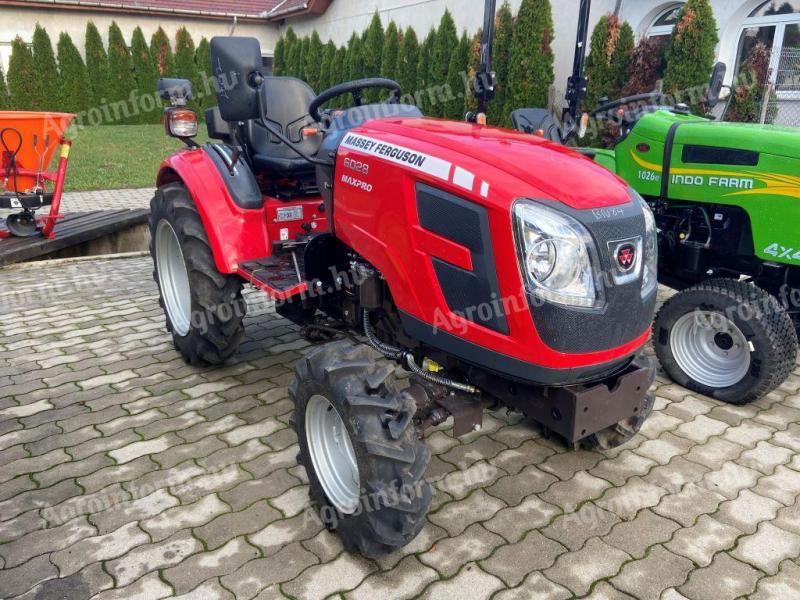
[243,77,321,176]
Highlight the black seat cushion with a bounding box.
[244,77,321,176]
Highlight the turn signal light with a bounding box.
[164,107,198,139]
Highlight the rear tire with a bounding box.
[149,183,246,365]
[290,340,432,558]
[654,279,797,405]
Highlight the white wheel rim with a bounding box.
[670,310,751,388]
[306,394,360,514]
[155,219,192,337]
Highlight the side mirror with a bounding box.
[707,62,727,109]
[210,37,264,122]
[157,78,193,107]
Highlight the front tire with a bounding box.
[654,279,797,405]
[290,340,432,558]
[149,183,246,365]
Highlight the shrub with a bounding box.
[285,36,300,78]
[85,22,109,107]
[108,22,136,123]
[305,31,324,91]
[726,42,776,123]
[130,27,157,122]
[32,24,58,110]
[505,0,555,116]
[150,27,173,77]
[382,22,401,84]
[585,15,635,110]
[0,64,9,110]
[298,37,310,80]
[345,34,365,83]
[623,37,662,96]
[8,37,36,110]
[663,0,719,108]
[56,32,89,115]
[430,10,458,116]
[332,46,347,90]
[396,27,420,99]
[444,31,470,119]
[491,1,514,126]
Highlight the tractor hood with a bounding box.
[635,110,800,160]
[353,117,632,209]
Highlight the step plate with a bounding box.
[238,251,308,300]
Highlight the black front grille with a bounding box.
[529,199,657,353]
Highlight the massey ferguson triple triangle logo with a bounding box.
[616,243,637,271]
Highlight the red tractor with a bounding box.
[150,26,658,557]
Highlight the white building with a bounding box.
[3,0,799,118]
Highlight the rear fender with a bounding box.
[156,147,270,273]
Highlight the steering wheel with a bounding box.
[309,78,402,122]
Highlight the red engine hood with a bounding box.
[358,117,631,209]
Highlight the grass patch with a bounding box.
[65,124,210,192]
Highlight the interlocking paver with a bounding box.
[679,553,761,600]
[3,255,799,599]
[544,537,630,597]
[732,521,800,575]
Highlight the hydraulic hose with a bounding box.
[362,310,479,394]
[1,127,23,200]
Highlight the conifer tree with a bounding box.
[332,46,347,89]
[663,0,719,108]
[491,1,514,126]
[381,22,401,84]
[297,37,310,81]
[417,30,436,113]
[285,36,300,77]
[585,15,635,110]
[363,12,385,101]
[0,64,9,110]
[273,37,287,76]
[107,22,136,122]
[505,0,555,116]
[174,27,200,111]
[7,37,36,110]
[85,21,109,107]
[56,32,89,115]
[150,27,173,77]
[318,41,337,93]
[464,29,482,116]
[444,31,469,119]
[281,28,298,76]
[130,27,157,122]
[31,24,58,110]
[429,10,458,116]
[396,27,419,99]
[195,37,213,116]
[305,31,323,91]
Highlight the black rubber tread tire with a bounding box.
[149,183,246,366]
[289,339,432,558]
[653,278,798,405]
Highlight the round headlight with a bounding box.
[527,240,556,281]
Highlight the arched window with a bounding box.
[736,0,800,95]
[647,4,685,44]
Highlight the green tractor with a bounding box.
[512,1,798,404]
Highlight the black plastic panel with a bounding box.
[682,145,759,167]
[417,184,508,334]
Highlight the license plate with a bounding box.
[277,206,303,222]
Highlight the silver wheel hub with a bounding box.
[305,395,360,514]
[670,310,751,388]
[155,219,192,337]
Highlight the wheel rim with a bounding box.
[155,219,192,337]
[670,310,751,388]
[305,394,360,514]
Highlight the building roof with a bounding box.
[265,0,332,21]
[1,0,282,20]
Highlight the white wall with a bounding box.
[0,7,278,72]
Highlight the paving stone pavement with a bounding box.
[1,255,799,600]
[0,188,153,222]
